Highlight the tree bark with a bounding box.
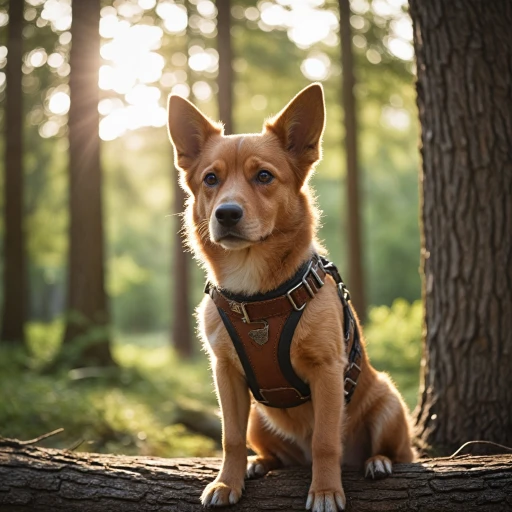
[171,172,193,358]
[1,0,25,344]
[0,441,511,511]
[216,0,233,134]
[339,0,366,322]
[62,0,113,366]
[409,0,512,453]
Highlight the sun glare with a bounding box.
[18,0,413,142]
[96,1,225,141]
[98,9,171,141]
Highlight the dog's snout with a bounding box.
[215,203,243,227]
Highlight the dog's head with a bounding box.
[167,84,325,257]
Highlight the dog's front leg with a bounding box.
[307,364,346,512]
[201,359,250,507]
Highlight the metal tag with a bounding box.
[249,321,269,346]
[228,300,242,314]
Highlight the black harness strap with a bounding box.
[206,255,362,407]
[277,309,312,398]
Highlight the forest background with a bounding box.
[0,0,422,458]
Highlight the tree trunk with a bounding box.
[338,0,366,322]
[171,173,193,358]
[1,0,25,345]
[409,0,512,453]
[0,441,511,511]
[216,0,233,134]
[62,0,113,366]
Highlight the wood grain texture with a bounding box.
[409,0,512,452]
[1,441,511,511]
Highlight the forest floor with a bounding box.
[0,300,421,458]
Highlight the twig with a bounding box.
[450,440,512,458]
[17,428,65,446]
[66,438,85,451]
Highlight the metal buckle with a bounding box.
[310,266,324,289]
[286,283,307,311]
[344,377,358,395]
[338,282,351,301]
[347,361,361,373]
[302,275,315,298]
[286,261,314,311]
[240,302,251,323]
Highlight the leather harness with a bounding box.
[204,255,362,409]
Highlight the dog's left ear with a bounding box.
[265,83,325,183]
[168,94,223,172]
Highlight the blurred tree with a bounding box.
[0,0,423,347]
[171,166,193,358]
[410,0,512,453]
[62,0,114,366]
[216,0,233,134]
[1,0,25,345]
[338,0,366,322]
[170,2,194,358]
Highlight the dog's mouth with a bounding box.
[213,229,272,250]
[219,233,249,242]
[216,232,253,250]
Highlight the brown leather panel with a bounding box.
[259,388,306,408]
[208,257,361,408]
[211,261,327,323]
[224,312,291,392]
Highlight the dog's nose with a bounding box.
[215,203,243,227]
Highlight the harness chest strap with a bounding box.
[205,257,362,408]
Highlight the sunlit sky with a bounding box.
[0,0,413,141]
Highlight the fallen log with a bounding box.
[0,439,511,511]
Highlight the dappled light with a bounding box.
[1,3,511,508]
[0,0,423,461]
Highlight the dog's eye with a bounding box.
[204,173,219,187]
[256,170,274,184]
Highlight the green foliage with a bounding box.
[365,299,423,409]
[1,301,421,456]
[26,318,63,364]
[0,0,423,454]
[1,330,217,457]
[0,0,421,333]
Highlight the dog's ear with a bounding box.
[265,83,325,182]
[168,95,223,171]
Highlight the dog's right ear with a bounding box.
[167,95,223,171]
[264,83,325,184]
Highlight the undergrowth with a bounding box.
[0,300,421,457]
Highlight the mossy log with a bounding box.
[0,439,511,511]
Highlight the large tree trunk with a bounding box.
[0,441,511,511]
[1,0,25,345]
[338,0,366,322]
[410,1,512,453]
[62,0,113,366]
[216,0,233,134]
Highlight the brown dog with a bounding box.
[167,83,414,511]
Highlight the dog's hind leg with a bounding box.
[246,404,306,479]
[363,379,415,480]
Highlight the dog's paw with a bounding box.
[246,456,280,479]
[365,455,393,480]
[306,488,346,512]
[201,481,243,507]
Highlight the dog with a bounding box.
[167,83,415,512]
